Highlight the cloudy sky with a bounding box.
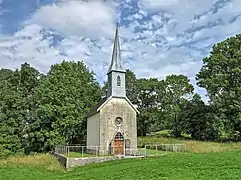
[0,0,241,101]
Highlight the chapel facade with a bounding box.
[86,27,139,155]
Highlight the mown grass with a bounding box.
[1,133,241,179]
[66,152,97,158]
[1,150,241,179]
[66,152,111,158]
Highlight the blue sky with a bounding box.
[0,0,241,102]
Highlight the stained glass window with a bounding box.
[114,132,124,140]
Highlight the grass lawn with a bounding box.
[65,152,99,158]
[1,150,241,180]
[1,133,241,179]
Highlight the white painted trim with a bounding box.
[96,96,112,112]
[97,96,139,114]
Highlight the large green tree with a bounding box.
[30,61,101,152]
[163,74,194,137]
[179,94,220,140]
[0,63,41,156]
[0,68,19,157]
[196,34,241,141]
[136,78,163,136]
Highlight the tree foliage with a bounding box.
[178,94,220,140]
[163,75,194,136]
[135,78,162,136]
[29,61,101,152]
[196,34,241,141]
[0,63,40,156]
[0,61,101,155]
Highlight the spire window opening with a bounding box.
[117,76,121,86]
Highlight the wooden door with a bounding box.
[114,140,124,155]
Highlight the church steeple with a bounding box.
[107,27,126,98]
[107,27,126,75]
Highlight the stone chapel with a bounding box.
[86,27,139,155]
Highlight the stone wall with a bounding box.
[52,152,68,168]
[53,152,122,169]
[99,97,137,149]
[67,156,122,168]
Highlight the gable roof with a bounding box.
[86,96,108,117]
[86,96,139,118]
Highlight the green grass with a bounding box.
[0,154,64,172]
[1,151,241,179]
[65,152,98,158]
[1,133,241,179]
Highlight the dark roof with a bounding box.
[86,96,108,117]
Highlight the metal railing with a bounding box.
[54,144,186,158]
[55,145,146,158]
[144,144,186,156]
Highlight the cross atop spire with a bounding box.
[107,26,126,74]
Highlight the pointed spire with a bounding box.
[107,26,125,74]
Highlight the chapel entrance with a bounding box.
[114,132,124,155]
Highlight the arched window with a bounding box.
[117,75,121,86]
[114,132,124,140]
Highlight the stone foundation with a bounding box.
[52,152,68,168]
[68,156,122,168]
[52,152,123,169]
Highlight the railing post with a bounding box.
[67,146,70,158]
[82,146,84,158]
[96,146,98,157]
[144,145,147,157]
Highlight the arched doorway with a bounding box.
[114,132,124,155]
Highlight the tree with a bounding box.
[0,63,41,156]
[0,68,20,157]
[164,75,194,137]
[125,69,139,104]
[136,78,165,136]
[179,94,221,141]
[30,61,101,152]
[196,34,241,141]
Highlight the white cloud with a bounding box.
[140,0,179,10]
[0,0,118,80]
[0,24,63,72]
[27,0,116,38]
[1,0,241,102]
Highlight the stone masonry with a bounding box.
[99,97,137,153]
